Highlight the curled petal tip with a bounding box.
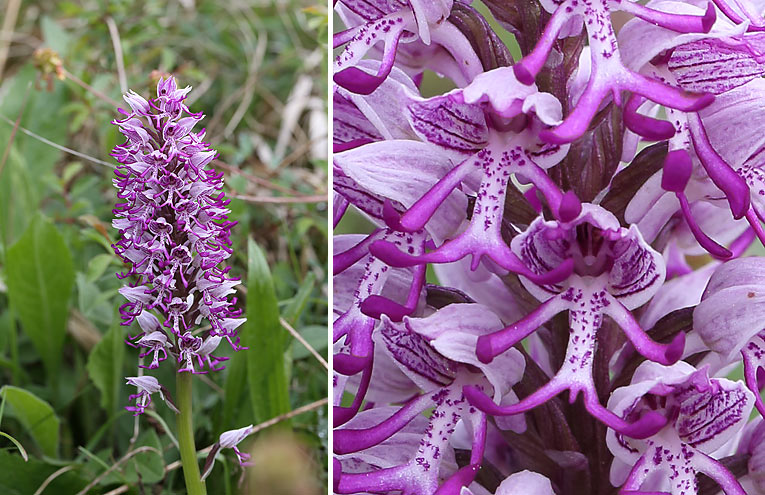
[702,2,716,33]
[688,92,715,111]
[663,332,686,365]
[620,410,668,439]
[558,191,582,223]
[475,334,495,364]
[661,150,693,193]
[334,353,370,376]
[525,258,574,285]
[333,458,342,491]
[360,295,411,321]
[382,200,404,231]
[369,240,418,267]
[538,128,571,145]
[513,62,535,86]
[434,464,481,495]
[333,67,383,95]
[463,385,495,412]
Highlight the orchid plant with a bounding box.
[333,0,765,493]
[112,77,252,494]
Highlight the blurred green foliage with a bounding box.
[0,0,328,493]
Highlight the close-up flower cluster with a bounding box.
[332,0,765,493]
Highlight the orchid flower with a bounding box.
[360,67,581,283]
[333,0,765,493]
[333,0,484,94]
[125,376,179,416]
[335,303,525,495]
[512,0,716,144]
[607,361,753,494]
[463,204,682,438]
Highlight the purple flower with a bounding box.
[607,361,753,494]
[514,0,715,144]
[334,0,483,94]
[335,303,525,494]
[111,77,246,382]
[464,204,681,438]
[201,424,255,481]
[125,376,179,415]
[333,0,765,493]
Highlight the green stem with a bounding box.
[176,372,207,495]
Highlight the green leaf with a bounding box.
[0,451,86,494]
[282,272,315,324]
[245,239,291,424]
[5,214,75,383]
[123,430,164,485]
[291,325,328,361]
[85,318,125,415]
[0,386,60,457]
[0,145,37,249]
[221,351,248,430]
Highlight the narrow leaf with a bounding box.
[245,239,291,425]
[0,431,28,461]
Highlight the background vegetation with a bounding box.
[0,0,328,493]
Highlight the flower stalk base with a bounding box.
[177,371,207,495]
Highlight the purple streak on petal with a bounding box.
[333,458,341,492]
[334,393,432,454]
[729,226,756,257]
[361,263,425,321]
[434,464,481,495]
[676,192,733,259]
[692,450,748,495]
[399,156,474,232]
[742,336,765,418]
[605,296,685,365]
[334,195,349,228]
[745,208,765,246]
[524,187,543,213]
[711,0,745,24]
[361,295,412,321]
[370,239,574,285]
[333,311,375,375]
[334,21,404,95]
[687,112,751,219]
[559,191,582,223]
[468,412,487,465]
[624,72,715,112]
[334,352,372,376]
[336,464,409,493]
[512,5,570,85]
[333,26,360,48]
[661,149,693,193]
[333,231,381,275]
[624,95,676,141]
[617,1,715,34]
[334,363,373,427]
[513,156,579,221]
[463,381,566,417]
[475,295,565,364]
[582,392,668,440]
[334,138,374,153]
[539,78,610,144]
